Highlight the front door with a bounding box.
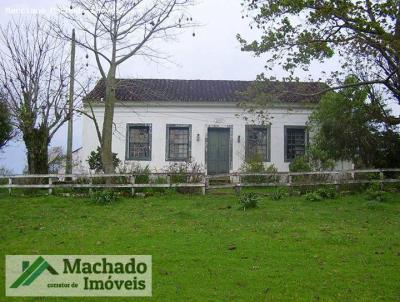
[207,128,230,175]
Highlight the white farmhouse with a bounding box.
[82,79,349,174]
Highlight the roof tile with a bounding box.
[85,79,326,103]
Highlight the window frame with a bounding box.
[245,125,271,162]
[165,124,192,162]
[125,123,152,161]
[284,125,308,162]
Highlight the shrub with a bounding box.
[316,187,337,199]
[304,187,337,201]
[91,190,117,205]
[289,156,312,184]
[365,183,387,202]
[240,155,278,184]
[87,147,121,172]
[133,165,151,184]
[238,192,259,210]
[151,176,169,193]
[270,188,286,200]
[166,161,204,194]
[289,156,334,184]
[304,191,323,202]
[122,164,151,194]
[289,156,311,173]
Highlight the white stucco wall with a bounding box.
[82,102,350,173]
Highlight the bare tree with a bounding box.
[0,18,71,174]
[55,0,194,173]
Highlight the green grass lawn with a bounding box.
[1,189,400,301]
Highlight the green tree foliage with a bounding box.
[239,0,400,124]
[309,78,400,168]
[0,98,13,150]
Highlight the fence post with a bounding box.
[201,175,206,195]
[235,184,241,195]
[167,174,171,189]
[379,171,384,190]
[89,177,93,195]
[8,177,12,195]
[48,177,53,195]
[288,173,292,187]
[235,174,242,195]
[131,176,136,197]
[335,172,340,193]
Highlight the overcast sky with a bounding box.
[0,0,397,173]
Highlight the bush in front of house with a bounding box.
[91,189,118,205]
[365,183,387,202]
[130,164,151,185]
[289,156,312,173]
[87,147,121,173]
[304,188,337,202]
[166,161,204,194]
[150,176,170,194]
[289,147,336,185]
[240,155,279,184]
[124,163,151,194]
[270,188,287,200]
[316,187,337,199]
[289,156,337,187]
[238,192,259,210]
[304,191,323,202]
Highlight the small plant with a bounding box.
[304,187,337,201]
[238,192,259,210]
[365,183,387,202]
[91,190,118,205]
[316,187,337,199]
[270,188,286,200]
[304,191,323,202]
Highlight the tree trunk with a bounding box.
[101,64,117,174]
[23,126,49,174]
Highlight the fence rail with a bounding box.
[0,169,399,196]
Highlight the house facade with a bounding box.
[82,79,350,174]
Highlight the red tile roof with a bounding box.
[85,79,327,103]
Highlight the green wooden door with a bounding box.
[207,128,230,175]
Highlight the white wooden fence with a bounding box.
[206,169,400,194]
[0,173,206,196]
[0,169,399,196]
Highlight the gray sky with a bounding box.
[0,0,397,173]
